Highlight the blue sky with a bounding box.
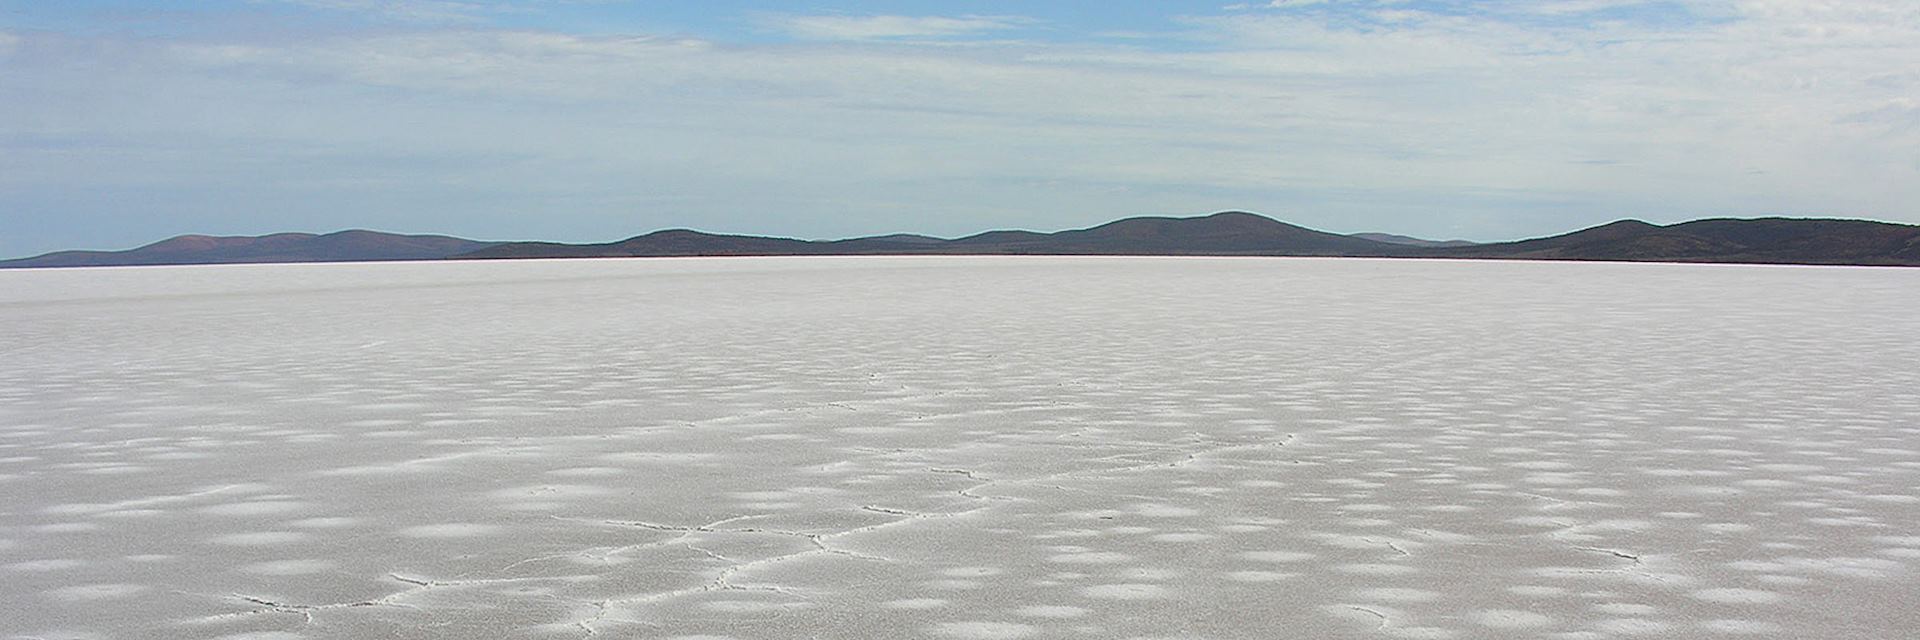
[2,0,1917,256]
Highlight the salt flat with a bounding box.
[1,256,1917,639]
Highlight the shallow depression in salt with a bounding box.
[2,256,1917,639]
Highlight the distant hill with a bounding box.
[459,211,1412,259]
[940,211,1405,256]
[1436,218,1920,266]
[0,230,498,268]
[7,213,1918,269]
[458,229,819,259]
[1351,232,1479,248]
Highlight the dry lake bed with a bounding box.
[2,256,1917,639]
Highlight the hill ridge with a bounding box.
[5,212,1918,269]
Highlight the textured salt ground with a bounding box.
[1,256,1917,639]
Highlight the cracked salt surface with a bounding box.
[1,256,1917,639]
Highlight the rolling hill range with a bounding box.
[0,230,498,268]
[1433,218,1920,266]
[5,212,1918,268]
[456,212,1411,259]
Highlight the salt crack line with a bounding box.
[1572,546,1643,563]
[859,504,968,519]
[930,467,1012,502]
[1011,433,1298,487]
[1346,605,1391,631]
[190,591,411,625]
[557,431,1300,634]
[388,572,585,588]
[1363,537,1413,557]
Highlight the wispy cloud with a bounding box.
[1840,99,1920,131]
[268,0,477,22]
[1226,0,1410,11]
[756,14,1038,41]
[261,0,528,24]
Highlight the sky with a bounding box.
[2,1,1917,257]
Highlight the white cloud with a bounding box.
[1518,0,1673,15]
[1251,0,1412,9]
[1840,99,1920,130]
[267,0,637,23]
[264,0,505,23]
[757,14,1037,41]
